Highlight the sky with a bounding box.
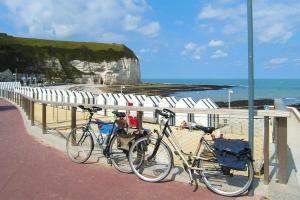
[0,0,300,79]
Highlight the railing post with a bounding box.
[263,116,270,184]
[276,117,288,184]
[42,103,47,134]
[137,111,143,129]
[21,95,24,109]
[71,107,77,130]
[30,100,35,126]
[27,98,30,119]
[26,98,30,119]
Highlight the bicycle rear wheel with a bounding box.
[129,136,173,182]
[66,127,94,163]
[199,157,254,197]
[109,135,132,173]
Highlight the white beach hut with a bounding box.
[175,97,196,126]
[158,97,177,125]
[135,95,146,106]
[73,91,84,111]
[36,88,43,101]
[124,94,143,116]
[55,89,63,103]
[106,93,117,116]
[67,90,76,104]
[86,92,95,104]
[50,89,58,102]
[32,88,38,99]
[60,90,70,109]
[113,93,128,113]
[45,89,52,102]
[143,96,162,121]
[79,91,93,105]
[96,93,108,115]
[28,87,34,98]
[194,99,210,127]
[41,88,48,101]
[204,98,219,127]
[73,91,83,104]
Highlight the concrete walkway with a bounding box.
[0,99,262,200]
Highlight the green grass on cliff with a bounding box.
[0,33,137,80]
[0,33,135,54]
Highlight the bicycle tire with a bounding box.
[108,135,132,173]
[129,136,173,182]
[199,158,254,197]
[66,127,94,163]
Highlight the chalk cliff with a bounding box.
[0,33,141,84]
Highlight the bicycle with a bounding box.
[128,109,254,197]
[66,105,139,173]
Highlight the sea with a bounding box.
[143,79,300,105]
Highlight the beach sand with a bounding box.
[32,103,264,175]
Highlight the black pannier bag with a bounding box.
[213,138,251,170]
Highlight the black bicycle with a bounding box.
[128,108,254,196]
[66,105,140,173]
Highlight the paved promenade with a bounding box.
[0,99,262,200]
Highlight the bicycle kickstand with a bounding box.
[187,169,194,186]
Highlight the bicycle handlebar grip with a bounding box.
[92,106,102,111]
[162,108,175,116]
[78,105,85,109]
[155,109,169,118]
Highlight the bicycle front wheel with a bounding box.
[199,158,254,197]
[129,136,173,182]
[66,127,94,163]
[109,135,132,173]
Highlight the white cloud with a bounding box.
[211,50,228,59]
[181,42,206,60]
[122,14,141,31]
[139,48,158,53]
[208,40,224,47]
[138,21,160,37]
[294,59,300,66]
[198,0,300,43]
[269,58,288,65]
[1,0,160,41]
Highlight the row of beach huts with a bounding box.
[0,82,220,127]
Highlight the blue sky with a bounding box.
[0,0,300,79]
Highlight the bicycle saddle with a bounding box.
[112,111,126,118]
[194,125,216,134]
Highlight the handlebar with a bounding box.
[78,105,102,113]
[155,109,175,118]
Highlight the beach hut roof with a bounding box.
[176,97,195,108]
[195,99,211,109]
[206,98,218,109]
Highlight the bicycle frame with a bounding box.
[77,112,115,153]
[154,117,216,174]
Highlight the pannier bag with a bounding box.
[116,129,136,151]
[213,138,251,170]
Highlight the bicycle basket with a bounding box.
[213,138,251,170]
[116,129,136,151]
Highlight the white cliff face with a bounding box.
[69,57,141,85]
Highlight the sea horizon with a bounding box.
[143,78,300,105]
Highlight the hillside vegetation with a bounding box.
[0,33,137,80]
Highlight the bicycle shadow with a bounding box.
[0,105,17,112]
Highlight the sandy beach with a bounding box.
[32,103,264,174]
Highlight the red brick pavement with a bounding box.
[0,99,263,200]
